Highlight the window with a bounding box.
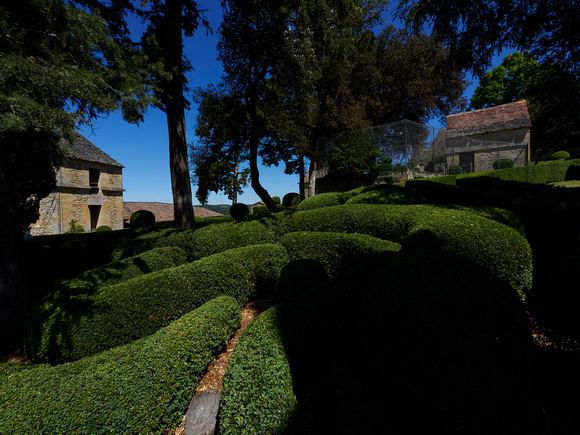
[89,168,100,189]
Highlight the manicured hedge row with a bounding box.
[1,296,240,434]
[280,231,400,277]
[24,244,289,364]
[111,220,279,262]
[47,246,189,295]
[295,188,363,212]
[218,306,298,435]
[345,184,428,205]
[358,250,565,433]
[279,204,532,297]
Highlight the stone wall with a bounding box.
[30,159,123,236]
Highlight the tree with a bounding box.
[396,0,580,78]
[0,0,150,352]
[138,0,209,228]
[327,128,380,179]
[470,51,580,152]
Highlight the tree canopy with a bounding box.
[396,0,580,78]
[0,0,152,353]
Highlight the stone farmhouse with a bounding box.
[30,132,124,235]
[445,100,531,173]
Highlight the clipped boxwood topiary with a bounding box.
[230,203,249,221]
[295,192,347,211]
[280,231,400,277]
[130,209,156,228]
[345,185,428,205]
[94,225,112,232]
[2,296,240,434]
[275,259,329,303]
[493,158,514,169]
[219,306,298,434]
[552,150,570,160]
[359,250,543,433]
[282,192,301,207]
[24,244,289,364]
[272,196,281,204]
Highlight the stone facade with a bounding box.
[445,100,532,173]
[30,133,124,235]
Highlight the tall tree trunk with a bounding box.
[0,148,29,354]
[249,135,275,210]
[298,153,305,199]
[164,0,195,229]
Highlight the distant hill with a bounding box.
[195,204,231,216]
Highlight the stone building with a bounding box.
[445,100,531,173]
[30,132,124,235]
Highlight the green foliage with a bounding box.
[94,225,112,232]
[219,307,298,434]
[280,204,532,296]
[282,192,301,207]
[552,150,570,160]
[456,160,575,186]
[65,219,85,234]
[272,196,281,204]
[360,250,540,432]
[275,259,329,303]
[449,165,463,175]
[280,231,400,277]
[328,129,380,179]
[296,192,347,211]
[24,244,288,364]
[2,296,240,434]
[130,210,156,228]
[345,184,428,205]
[230,203,249,221]
[493,158,515,169]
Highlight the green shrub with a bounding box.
[493,158,515,169]
[111,220,279,262]
[130,210,156,228]
[296,192,347,211]
[376,174,397,184]
[526,256,580,338]
[345,184,428,205]
[230,203,249,221]
[272,196,281,204]
[280,231,400,277]
[279,204,532,296]
[449,165,463,175]
[359,250,544,433]
[219,306,298,434]
[65,219,85,234]
[282,192,301,207]
[94,225,112,232]
[2,296,240,434]
[24,244,289,364]
[552,150,570,160]
[457,160,573,186]
[406,175,457,187]
[274,259,329,303]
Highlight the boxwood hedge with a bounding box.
[280,231,400,277]
[24,244,289,364]
[358,250,566,433]
[111,220,279,262]
[345,185,428,205]
[218,306,298,435]
[279,204,532,296]
[1,296,240,434]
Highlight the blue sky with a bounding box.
[79,0,507,206]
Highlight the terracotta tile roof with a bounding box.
[60,132,123,167]
[446,100,531,137]
[123,202,223,222]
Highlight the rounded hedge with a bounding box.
[219,306,298,434]
[280,231,400,277]
[279,204,532,296]
[272,196,281,204]
[130,210,156,228]
[94,225,112,232]
[345,185,428,205]
[24,244,289,363]
[359,250,538,432]
[230,203,249,221]
[296,192,346,211]
[275,259,329,303]
[2,296,240,434]
[282,192,301,207]
[493,158,514,169]
[552,150,570,160]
